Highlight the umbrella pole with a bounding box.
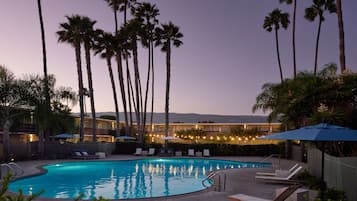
[321,142,325,201]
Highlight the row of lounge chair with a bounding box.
[134,148,155,156]
[72,151,101,160]
[133,148,211,157]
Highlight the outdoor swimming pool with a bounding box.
[10,158,270,199]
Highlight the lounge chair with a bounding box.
[203,149,210,157]
[81,151,100,159]
[134,148,142,156]
[72,151,99,160]
[188,149,195,157]
[256,163,299,176]
[255,166,303,182]
[227,184,302,201]
[147,148,155,156]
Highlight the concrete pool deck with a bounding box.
[13,155,306,201]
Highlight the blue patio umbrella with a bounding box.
[52,133,76,139]
[262,123,357,201]
[115,136,136,141]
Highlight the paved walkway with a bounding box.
[12,155,306,201]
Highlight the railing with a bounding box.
[202,170,226,192]
[259,154,281,169]
[8,162,25,175]
[0,162,24,179]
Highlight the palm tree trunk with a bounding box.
[336,0,346,73]
[75,43,85,142]
[84,43,97,142]
[114,8,118,34]
[2,119,11,162]
[37,0,50,156]
[275,28,283,82]
[116,53,130,136]
[150,40,155,132]
[125,53,133,134]
[106,55,120,136]
[143,41,152,138]
[314,17,323,76]
[292,0,297,78]
[132,40,143,144]
[165,41,171,149]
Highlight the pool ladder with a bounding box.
[1,162,24,179]
[202,170,226,192]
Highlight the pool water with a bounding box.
[10,158,270,199]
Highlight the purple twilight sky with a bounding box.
[1,0,357,115]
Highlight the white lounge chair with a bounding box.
[227,184,302,201]
[203,149,210,157]
[134,148,142,156]
[256,163,299,176]
[255,166,303,182]
[188,149,195,157]
[147,148,155,156]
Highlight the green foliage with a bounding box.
[296,170,349,201]
[253,64,357,130]
[263,8,290,32]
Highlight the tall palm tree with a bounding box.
[305,0,336,75]
[57,15,86,142]
[122,19,144,143]
[93,30,121,136]
[133,2,160,134]
[336,0,346,73]
[155,22,183,147]
[114,30,132,136]
[81,16,98,142]
[263,9,290,83]
[36,0,50,157]
[279,0,297,78]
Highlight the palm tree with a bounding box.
[336,0,346,73]
[57,15,86,142]
[104,0,120,33]
[36,0,50,157]
[263,9,290,83]
[305,0,336,75]
[81,16,98,142]
[279,0,297,78]
[133,2,160,134]
[122,19,144,143]
[93,30,121,136]
[155,22,183,148]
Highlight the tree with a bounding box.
[57,15,86,142]
[81,16,98,142]
[263,9,290,83]
[0,66,31,162]
[94,30,122,136]
[252,63,351,130]
[122,19,144,143]
[279,0,297,78]
[336,0,346,73]
[155,22,183,148]
[133,2,160,134]
[305,0,336,75]
[36,0,51,158]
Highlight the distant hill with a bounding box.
[73,112,276,124]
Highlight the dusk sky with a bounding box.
[1,0,357,115]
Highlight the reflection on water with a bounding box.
[9,159,269,199]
